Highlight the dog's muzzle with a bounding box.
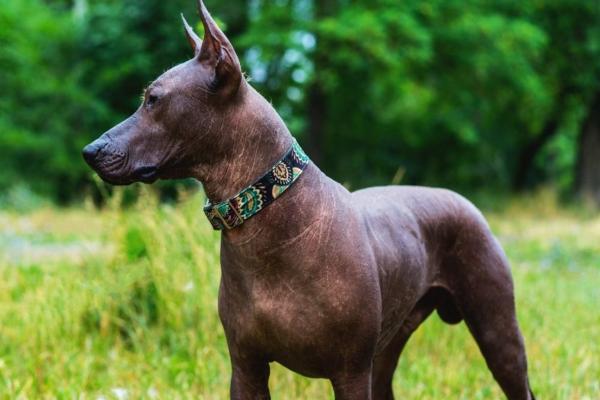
[82,141,106,166]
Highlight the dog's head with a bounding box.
[82,1,245,185]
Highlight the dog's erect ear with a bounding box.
[196,0,242,96]
[181,14,202,56]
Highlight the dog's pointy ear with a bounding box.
[181,14,202,56]
[196,0,242,96]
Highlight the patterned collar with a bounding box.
[204,138,310,230]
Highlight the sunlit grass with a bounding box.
[0,189,598,399]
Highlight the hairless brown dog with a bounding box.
[83,1,536,399]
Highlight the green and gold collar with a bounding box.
[204,138,310,230]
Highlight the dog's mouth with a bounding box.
[96,166,158,186]
[92,162,159,186]
[134,166,159,184]
[95,171,134,186]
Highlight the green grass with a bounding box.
[0,190,598,399]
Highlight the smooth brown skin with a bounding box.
[83,2,536,399]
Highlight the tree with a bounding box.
[1,0,599,202]
[512,0,600,191]
[0,0,106,202]
[576,91,600,204]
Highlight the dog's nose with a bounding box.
[82,143,101,165]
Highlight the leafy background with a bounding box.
[1,0,600,203]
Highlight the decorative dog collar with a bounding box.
[204,138,310,230]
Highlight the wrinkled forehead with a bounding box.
[150,59,210,93]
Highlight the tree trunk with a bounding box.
[575,91,600,205]
[513,117,560,190]
[307,84,325,164]
[513,90,568,191]
[306,0,336,165]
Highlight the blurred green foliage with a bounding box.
[0,0,599,202]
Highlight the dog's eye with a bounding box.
[146,94,159,108]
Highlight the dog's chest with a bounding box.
[218,251,381,375]
[222,274,358,342]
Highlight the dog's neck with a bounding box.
[196,85,294,204]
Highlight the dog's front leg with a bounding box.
[331,370,373,400]
[230,358,270,400]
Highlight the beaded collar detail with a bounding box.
[204,138,310,230]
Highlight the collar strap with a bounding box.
[204,138,310,230]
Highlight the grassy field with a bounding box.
[0,190,598,399]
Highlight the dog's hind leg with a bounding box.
[451,229,535,400]
[371,291,437,400]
